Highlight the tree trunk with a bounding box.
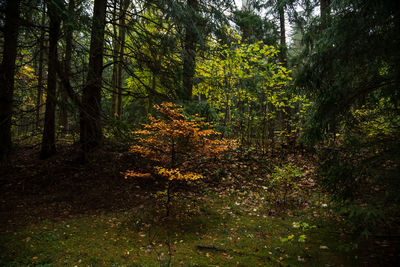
[116,0,129,119]
[147,73,156,114]
[110,0,120,119]
[278,4,287,66]
[40,0,62,159]
[80,0,107,151]
[0,0,20,160]
[60,0,75,135]
[278,4,291,136]
[182,0,198,101]
[111,0,129,120]
[36,2,46,130]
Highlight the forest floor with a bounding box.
[0,143,398,266]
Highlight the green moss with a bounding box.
[0,189,357,266]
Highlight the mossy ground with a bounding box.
[1,147,391,266]
[1,185,358,266]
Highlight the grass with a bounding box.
[0,183,358,267]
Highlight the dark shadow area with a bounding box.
[0,145,164,231]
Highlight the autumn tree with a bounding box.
[126,102,236,215]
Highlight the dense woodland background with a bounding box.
[0,0,399,265]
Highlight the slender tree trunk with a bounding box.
[246,100,251,146]
[278,4,291,136]
[116,0,128,119]
[225,97,231,126]
[116,70,123,119]
[147,73,156,114]
[111,0,129,119]
[223,66,231,128]
[111,0,120,119]
[60,0,75,135]
[0,0,20,160]
[40,0,62,159]
[182,0,198,101]
[59,84,69,135]
[36,2,46,130]
[80,0,107,151]
[266,102,275,142]
[278,5,287,66]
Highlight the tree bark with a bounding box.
[278,4,287,66]
[111,0,129,119]
[182,0,198,101]
[0,0,20,161]
[110,0,120,119]
[80,0,107,151]
[40,0,62,159]
[116,0,129,119]
[60,0,75,135]
[36,2,46,130]
[278,3,291,136]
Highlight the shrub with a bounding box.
[269,164,303,208]
[125,102,237,215]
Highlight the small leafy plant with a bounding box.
[281,221,316,243]
[269,164,303,208]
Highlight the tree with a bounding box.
[233,9,279,45]
[110,0,130,120]
[182,0,199,101]
[298,0,400,142]
[80,0,107,152]
[297,0,400,235]
[262,0,292,65]
[150,0,233,101]
[126,102,236,215]
[194,31,298,146]
[40,0,62,159]
[36,1,46,130]
[0,0,21,160]
[59,0,75,135]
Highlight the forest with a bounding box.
[0,0,399,265]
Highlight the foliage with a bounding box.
[11,60,41,140]
[233,9,279,45]
[125,102,237,181]
[194,28,308,146]
[181,100,219,123]
[317,100,400,237]
[296,0,400,237]
[281,221,316,243]
[297,0,400,142]
[2,0,399,249]
[269,164,303,208]
[122,4,182,103]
